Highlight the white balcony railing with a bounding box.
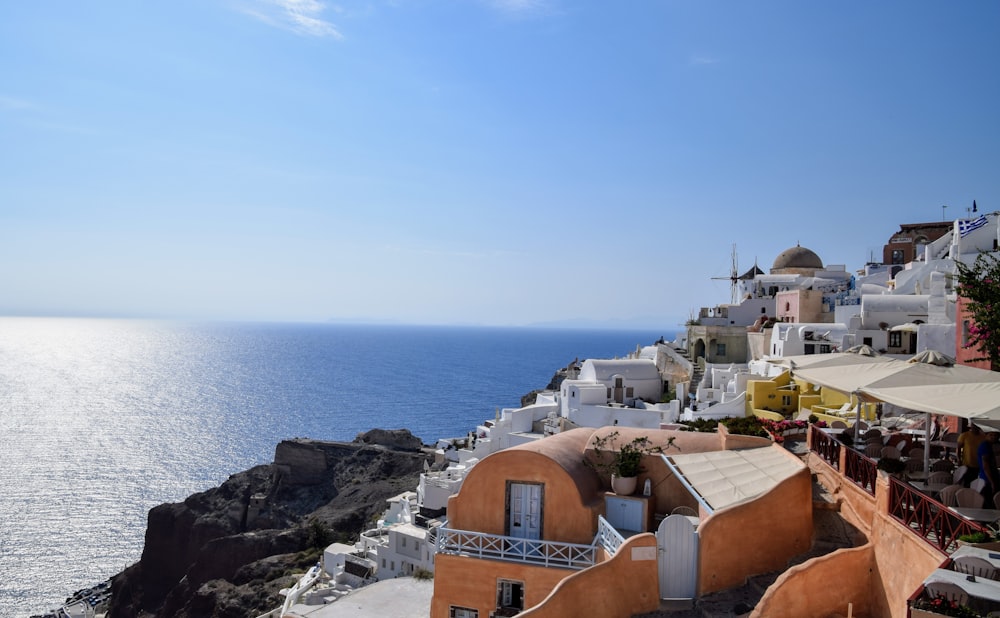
[595,515,625,556]
[435,516,625,570]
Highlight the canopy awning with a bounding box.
[663,447,805,514]
[771,352,894,371]
[788,354,1000,423]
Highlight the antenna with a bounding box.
[711,244,739,304]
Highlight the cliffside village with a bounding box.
[263,213,1000,618]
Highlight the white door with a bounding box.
[657,514,698,599]
[508,483,542,540]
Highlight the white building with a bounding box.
[768,323,850,357]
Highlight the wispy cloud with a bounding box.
[483,0,553,16]
[0,95,37,111]
[382,244,523,260]
[690,55,721,66]
[239,0,343,38]
[0,95,96,134]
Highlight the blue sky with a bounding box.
[1,1,998,329]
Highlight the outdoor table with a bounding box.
[925,568,1000,603]
[952,545,1000,570]
[909,481,950,496]
[906,470,930,481]
[950,507,1000,524]
[932,440,959,458]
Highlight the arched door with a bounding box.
[657,514,698,599]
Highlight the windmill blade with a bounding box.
[710,243,739,304]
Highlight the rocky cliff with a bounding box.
[106,429,432,618]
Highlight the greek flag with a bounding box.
[959,215,988,237]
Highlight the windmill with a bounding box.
[712,244,740,305]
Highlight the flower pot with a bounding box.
[611,474,637,495]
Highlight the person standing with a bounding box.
[958,424,987,486]
[977,432,1000,500]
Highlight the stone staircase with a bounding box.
[674,348,705,404]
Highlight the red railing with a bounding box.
[810,426,841,471]
[887,476,987,553]
[844,447,877,496]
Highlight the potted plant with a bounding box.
[957,524,1000,550]
[585,431,670,495]
[910,594,982,617]
[876,457,907,477]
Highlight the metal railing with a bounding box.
[843,447,877,496]
[810,431,989,555]
[887,476,987,553]
[810,426,841,470]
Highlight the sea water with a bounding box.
[0,318,670,617]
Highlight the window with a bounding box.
[450,606,478,618]
[804,344,815,355]
[892,249,904,264]
[401,537,407,548]
[497,580,525,615]
[819,344,831,353]
[782,395,792,406]
[716,343,726,356]
[888,331,902,348]
[863,337,873,346]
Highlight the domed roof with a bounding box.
[771,244,823,272]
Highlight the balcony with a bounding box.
[435,515,625,570]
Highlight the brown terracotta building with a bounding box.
[430,427,812,618]
[882,222,952,270]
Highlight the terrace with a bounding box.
[434,515,624,571]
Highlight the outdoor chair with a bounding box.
[671,506,698,517]
[863,429,882,441]
[937,484,963,507]
[955,488,985,509]
[881,446,902,460]
[905,459,925,476]
[865,444,883,459]
[971,478,987,493]
[908,447,926,460]
[924,582,969,605]
[830,420,848,429]
[993,491,1000,511]
[931,459,955,472]
[954,466,969,485]
[953,555,1000,580]
[856,421,869,431]
[927,471,953,485]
